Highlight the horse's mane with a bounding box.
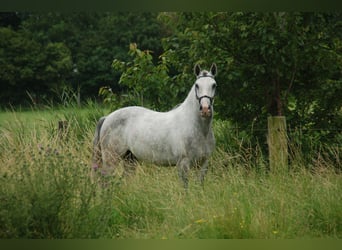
[198,70,212,78]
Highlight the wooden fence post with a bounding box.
[58,120,68,139]
[268,116,288,174]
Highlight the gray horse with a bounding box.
[93,63,217,188]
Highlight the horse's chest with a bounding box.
[186,133,214,159]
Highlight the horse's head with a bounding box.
[193,63,217,118]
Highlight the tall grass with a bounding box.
[0,105,341,238]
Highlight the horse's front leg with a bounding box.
[199,158,209,186]
[177,157,191,189]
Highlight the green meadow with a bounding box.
[0,105,341,238]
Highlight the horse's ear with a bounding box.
[210,63,217,76]
[194,64,201,76]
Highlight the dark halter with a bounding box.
[196,75,215,79]
[196,90,214,104]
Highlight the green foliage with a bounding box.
[2,12,340,145]
[0,12,165,106]
[0,25,73,106]
[98,86,120,110]
[160,12,342,143]
[111,43,177,111]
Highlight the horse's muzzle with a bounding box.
[200,104,212,117]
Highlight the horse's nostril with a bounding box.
[199,105,203,111]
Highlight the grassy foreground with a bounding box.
[0,107,341,238]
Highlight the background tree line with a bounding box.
[1,12,341,147]
[0,12,165,106]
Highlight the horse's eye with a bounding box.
[195,84,199,90]
[212,83,217,90]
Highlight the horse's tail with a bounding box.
[92,116,106,170]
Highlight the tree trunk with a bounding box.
[268,79,283,116]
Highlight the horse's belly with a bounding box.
[130,141,180,166]
[128,135,213,166]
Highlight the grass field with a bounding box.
[0,106,341,238]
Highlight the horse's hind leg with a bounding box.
[122,150,138,176]
[95,149,122,188]
[101,148,120,177]
[92,143,102,170]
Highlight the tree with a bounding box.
[0,12,21,29]
[111,43,173,111]
[0,22,73,106]
[160,12,342,142]
[1,12,167,105]
[21,12,166,97]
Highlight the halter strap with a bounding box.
[196,75,215,79]
[197,95,214,104]
[195,86,214,104]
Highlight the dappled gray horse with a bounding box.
[93,63,217,188]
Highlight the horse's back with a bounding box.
[103,106,165,129]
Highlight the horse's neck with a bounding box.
[178,87,213,136]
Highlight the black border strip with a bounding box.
[0,0,341,11]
